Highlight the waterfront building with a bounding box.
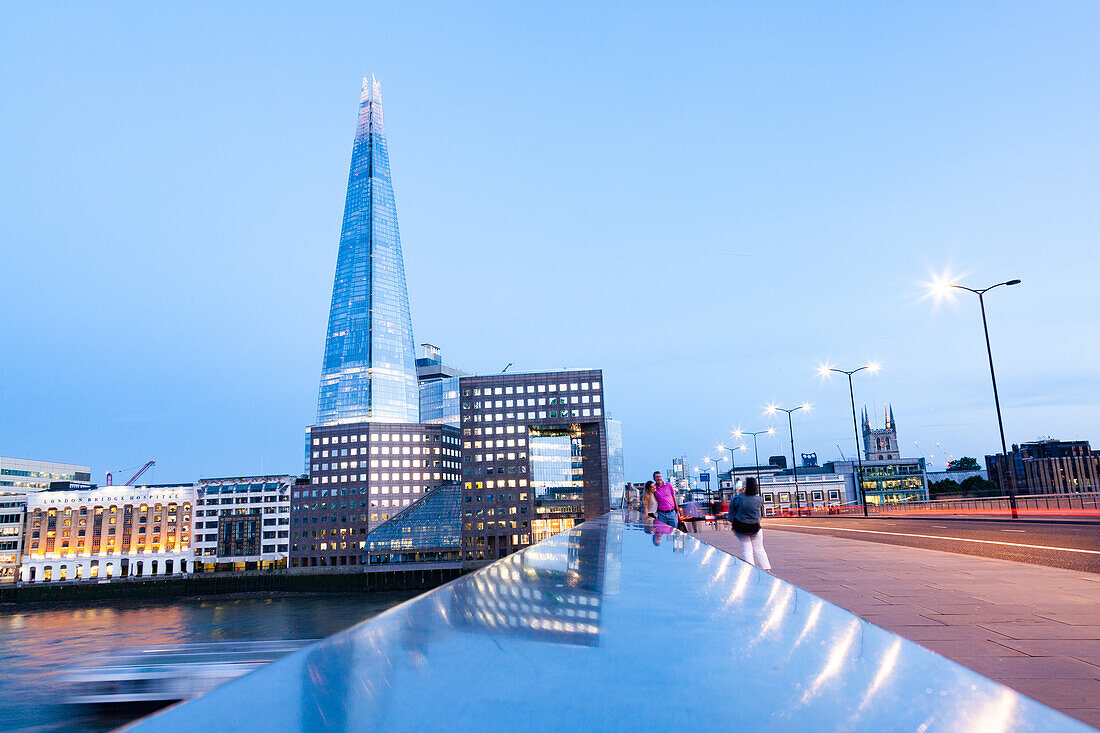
[315,76,420,427]
[193,475,293,572]
[458,370,610,563]
[366,482,463,565]
[0,456,92,492]
[20,484,195,582]
[863,405,900,461]
[0,493,26,583]
[292,423,462,568]
[986,439,1100,494]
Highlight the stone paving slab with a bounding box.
[694,525,1100,729]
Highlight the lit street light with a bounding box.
[765,403,812,514]
[818,361,880,516]
[716,442,746,498]
[702,455,726,503]
[733,427,776,486]
[930,276,1022,519]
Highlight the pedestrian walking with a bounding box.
[727,477,771,571]
[652,471,680,529]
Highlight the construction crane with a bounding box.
[106,460,156,486]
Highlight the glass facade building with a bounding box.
[367,482,462,564]
[316,77,420,426]
[419,376,461,427]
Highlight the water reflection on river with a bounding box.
[0,592,417,733]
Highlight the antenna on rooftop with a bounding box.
[502,363,513,373]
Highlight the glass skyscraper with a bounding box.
[316,76,420,426]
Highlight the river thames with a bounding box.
[0,592,416,733]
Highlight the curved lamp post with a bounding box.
[766,403,812,514]
[818,361,880,516]
[931,277,1022,519]
[734,427,776,486]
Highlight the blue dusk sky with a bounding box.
[2,2,1098,484]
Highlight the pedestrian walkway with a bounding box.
[695,525,1100,729]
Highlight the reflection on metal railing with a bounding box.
[124,514,1091,731]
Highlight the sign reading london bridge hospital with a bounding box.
[21,483,197,583]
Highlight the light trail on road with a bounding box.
[770,523,1100,555]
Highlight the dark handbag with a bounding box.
[732,518,761,535]
[676,519,688,532]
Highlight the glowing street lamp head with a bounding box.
[733,428,744,439]
[923,269,961,305]
[866,360,881,374]
[765,403,778,416]
[716,443,726,453]
[817,362,834,379]
[800,402,813,412]
[766,427,776,436]
[739,444,748,452]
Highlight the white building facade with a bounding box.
[20,484,195,583]
[193,475,292,572]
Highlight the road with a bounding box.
[764,516,1100,573]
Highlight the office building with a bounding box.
[417,344,464,426]
[20,484,195,582]
[193,475,293,572]
[986,439,1100,494]
[827,458,929,504]
[458,370,610,563]
[0,494,26,583]
[863,406,900,461]
[299,81,618,571]
[315,76,420,426]
[0,456,92,492]
[292,423,461,567]
[366,482,463,565]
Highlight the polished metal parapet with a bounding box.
[127,514,1090,731]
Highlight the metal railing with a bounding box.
[867,492,1100,517]
[124,513,1092,732]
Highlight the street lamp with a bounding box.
[716,443,745,497]
[931,277,1022,519]
[818,361,880,516]
[703,456,725,503]
[733,427,776,486]
[766,403,812,514]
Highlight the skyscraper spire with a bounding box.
[316,77,420,425]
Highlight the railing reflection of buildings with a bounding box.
[452,519,617,646]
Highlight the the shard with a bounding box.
[316,76,420,425]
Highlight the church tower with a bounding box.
[862,405,900,461]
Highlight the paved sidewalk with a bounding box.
[694,525,1100,729]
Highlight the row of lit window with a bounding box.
[463,382,600,397]
[466,395,600,410]
[464,409,601,423]
[465,439,526,450]
[313,446,456,459]
[312,433,458,446]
